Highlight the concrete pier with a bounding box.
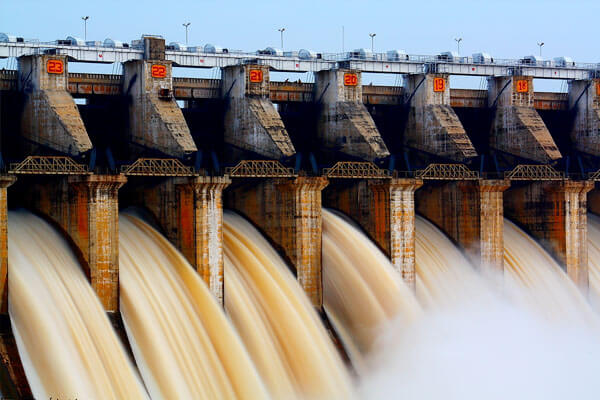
[123,59,197,157]
[17,55,92,155]
[488,76,561,162]
[505,180,593,290]
[405,74,477,162]
[0,176,15,313]
[222,64,295,159]
[226,176,328,308]
[416,179,510,272]
[315,69,389,161]
[323,178,423,289]
[569,79,600,155]
[20,174,126,311]
[124,176,231,303]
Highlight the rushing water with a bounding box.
[7,211,149,400]
[223,211,355,399]
[321,209,422,371]
[360,216,600,399]
[588,214,600,311]
[119,213,268,400]
[8,207,600,399]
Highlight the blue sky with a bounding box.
[1,0,598,88]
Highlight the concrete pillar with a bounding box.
[569,79,600,156]
[323,178,423,289]
[21,174,126,311]
[221,64,295,159]
[122,58,197,157]
[505,180,593,290]
[405,74,477,162]
[123,176,231,303]
[0,176,15,313]
[315,69,389,161]
[416,179,510,272]
[225,177,328,307]
[17,55,92,155]
[479,180,511,272]
[488,76,561,162]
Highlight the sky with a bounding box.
[1,0,599,88]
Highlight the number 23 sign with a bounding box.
[46,59,64,74]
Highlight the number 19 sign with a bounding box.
[433,77,446,92]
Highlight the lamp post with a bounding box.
[537,41,544,57]
[278,28,285,50]
[82,16,89,41]
[183,22,191,45]
[369,33,376,53]
[454,37,462,56]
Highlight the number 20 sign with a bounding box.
[344,73,358,86]
[46,59,64,74]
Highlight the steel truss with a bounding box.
[504,164,564,180]
[9,156,89,175]
[120,158,194,176]
[225,160,296,178]
[415,163,479,180]
[323,161,390,179]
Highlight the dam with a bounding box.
[1,33,600,398]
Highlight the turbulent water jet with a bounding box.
[224,211,355,399]
[8,211,149,400]
[321,209,422,370]
[119,213,268,400]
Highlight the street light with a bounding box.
[369,33,376,53]
[81,16,89,41]
[454,37,463,56]
[278,28,285,50]
[183,22,191,45]
[537,41,545,57]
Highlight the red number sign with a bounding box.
[249,69,263,83]
[596,81,600,95]
[516,80,529,93]
[433,77,446,92]
[151,64,167,78]
[344,73,358,86]
[46,59,64,74]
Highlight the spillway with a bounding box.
[119,213,268,400]
[504,219,598,327]
[360,215,600,399]
[321,209,422,370]
[7,211,148,399]
[223,211,355,399]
